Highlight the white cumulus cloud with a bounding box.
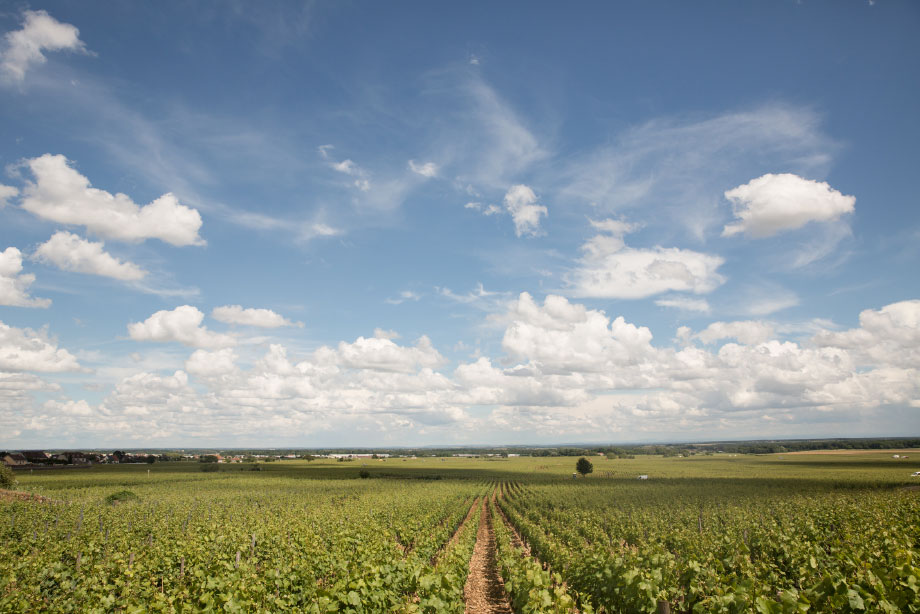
[185,348,238,377]
[44,399,93,416]
[21,154,204,246]
[722,173,855,238]
[814,300,920,368]
[696,320,775,346]
[33,231,146,281]
[333,159,358,174]
[0,247,50,308]
[501,292,657,375]
[569,219,725,299]
[331,334,446,373]
[103,370,193,418]
[5,295,919,445]
[0,321,80,372]
[503,184,547,237]
[211,305,301,328]
[128,306,235,348]
[1,10,88,83]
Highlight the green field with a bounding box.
[2,452,919,612]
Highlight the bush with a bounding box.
[200,463,220,472]
[105,490,139,505]
[359,470,370,479]
[0,464,16,489]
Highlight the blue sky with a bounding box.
[1,1,918,448]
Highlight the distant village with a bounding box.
[1,449,528,468]
[1,450,339,467]
[4,438,918,470]
[2,450,194,467]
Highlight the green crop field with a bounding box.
[2,452,919,613]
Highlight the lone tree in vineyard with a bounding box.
[576,457,593,477]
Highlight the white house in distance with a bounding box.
[2,453,27,467]
[326,453,390,459]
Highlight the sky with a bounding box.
[0,1,918,449]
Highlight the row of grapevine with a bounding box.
[5,461,917,612]
[499,480,920,613]
[1,474,489,612]
[491,496,586,614]
[414,497,482,613]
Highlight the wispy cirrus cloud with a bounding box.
[0,185,18,206]
[16,65,343,244]
[385,290,422,305]
[319,145,371,192]
[655,296,711,313]
[408,160,438,178]
[452,75,548,191]
[729,282,800,317]
[556,104,836,241]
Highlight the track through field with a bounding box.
[463,499,512,614]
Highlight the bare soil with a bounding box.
[0,489,56,503]
[463,500,513,614]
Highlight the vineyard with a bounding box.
[1,453,918,612]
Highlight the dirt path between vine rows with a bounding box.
[463,500,512,614]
